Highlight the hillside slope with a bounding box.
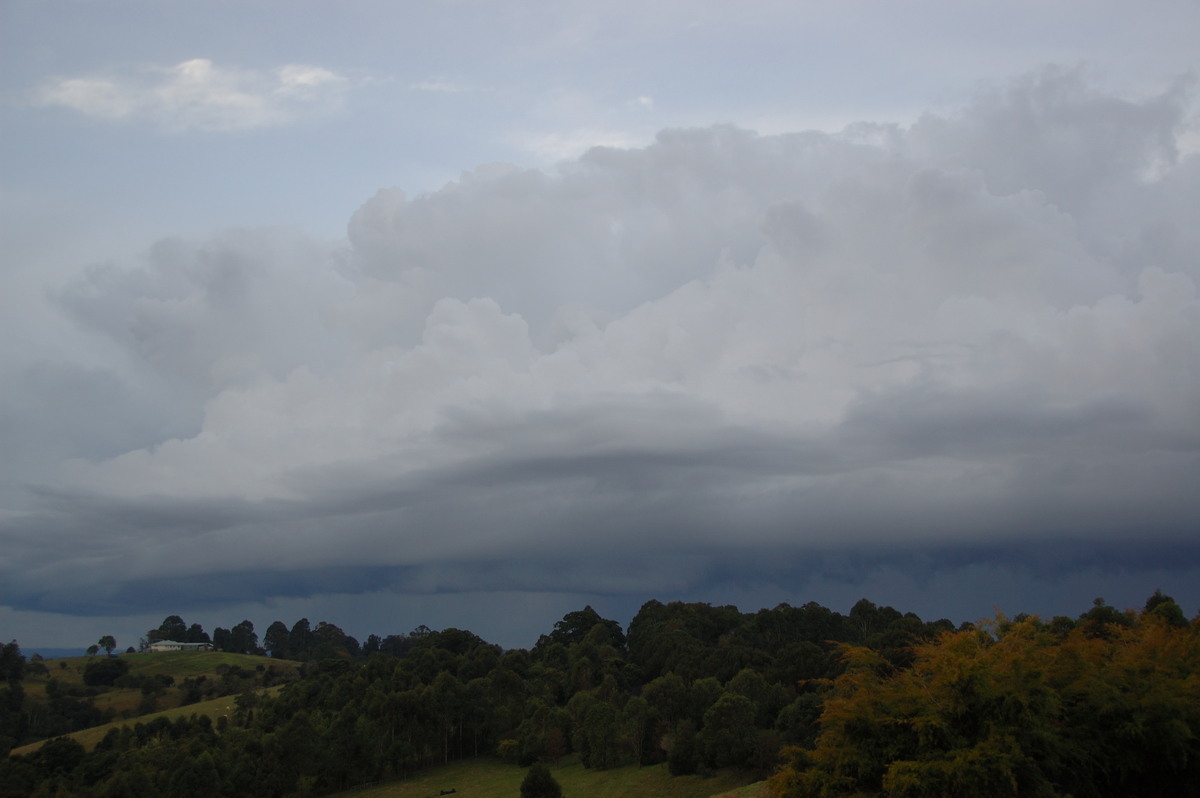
[328,756,764,798]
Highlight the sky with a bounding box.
[2,0,1199,652]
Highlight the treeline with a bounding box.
[1,593,1198,798]
[143,614,367,660]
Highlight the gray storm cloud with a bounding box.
[4,67,1199,615]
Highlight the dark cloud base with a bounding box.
[13,537,1200,620]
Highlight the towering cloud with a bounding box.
[4,68,1198,624]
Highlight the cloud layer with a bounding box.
[35,59,350,131]
[5,68,1200,627]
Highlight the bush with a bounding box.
[520,763,563,798]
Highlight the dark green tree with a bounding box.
[97,635,117,655]
[184,623,211,644]
[698,692,757,768]
[668,719,699,776]
[537,605,626,652]
[149,615,188,643]
[311,621,360,659]
[578,700,620,770]
[642,672,689,726]
[229,620,259,655]
[289,618,314,659]
[1144,590,1188,627]
[212,627,231,652]
[0,641,23,681]
[264,621,290,659]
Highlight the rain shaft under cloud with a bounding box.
[3,68,1200,641]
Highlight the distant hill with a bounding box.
[22,647,82,660]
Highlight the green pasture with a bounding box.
[29,650,297,687]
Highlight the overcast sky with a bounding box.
[3,1,1199,651]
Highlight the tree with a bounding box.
[1144,590,1188,627]
[212,627,232,652]
[537,605,626,652]
[0,641,23,681]
[264,621,290,659]
[311,621,359,660]
[698,692,757,768]
[668,719,700,776]
[86,645,99,657]
[149,615,188,644]
[520,762,563,798]
[97,635,117,655]
[577,700,620,769]
[289,618,313,660]
[184,623,211,644]
[230,621,259,655]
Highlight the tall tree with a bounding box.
[289,618,314,660]
[0,641,23,681]
[97,635,117,655]
[1144,589,1188,627]
[264,621,290,659]
[184,623,211,644]
[229,621,259,655]
[149,615,188,643]
[311,621,360,660]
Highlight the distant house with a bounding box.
[147,640,213,653]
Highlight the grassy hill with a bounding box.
[329,757,767,798]
[9,690,259,756]
[14,650,300,753]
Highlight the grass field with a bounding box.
[331,757,767,798]
[29,650,299,688]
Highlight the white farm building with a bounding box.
[147,640,213,652]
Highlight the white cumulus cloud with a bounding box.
[35,59,351,131]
